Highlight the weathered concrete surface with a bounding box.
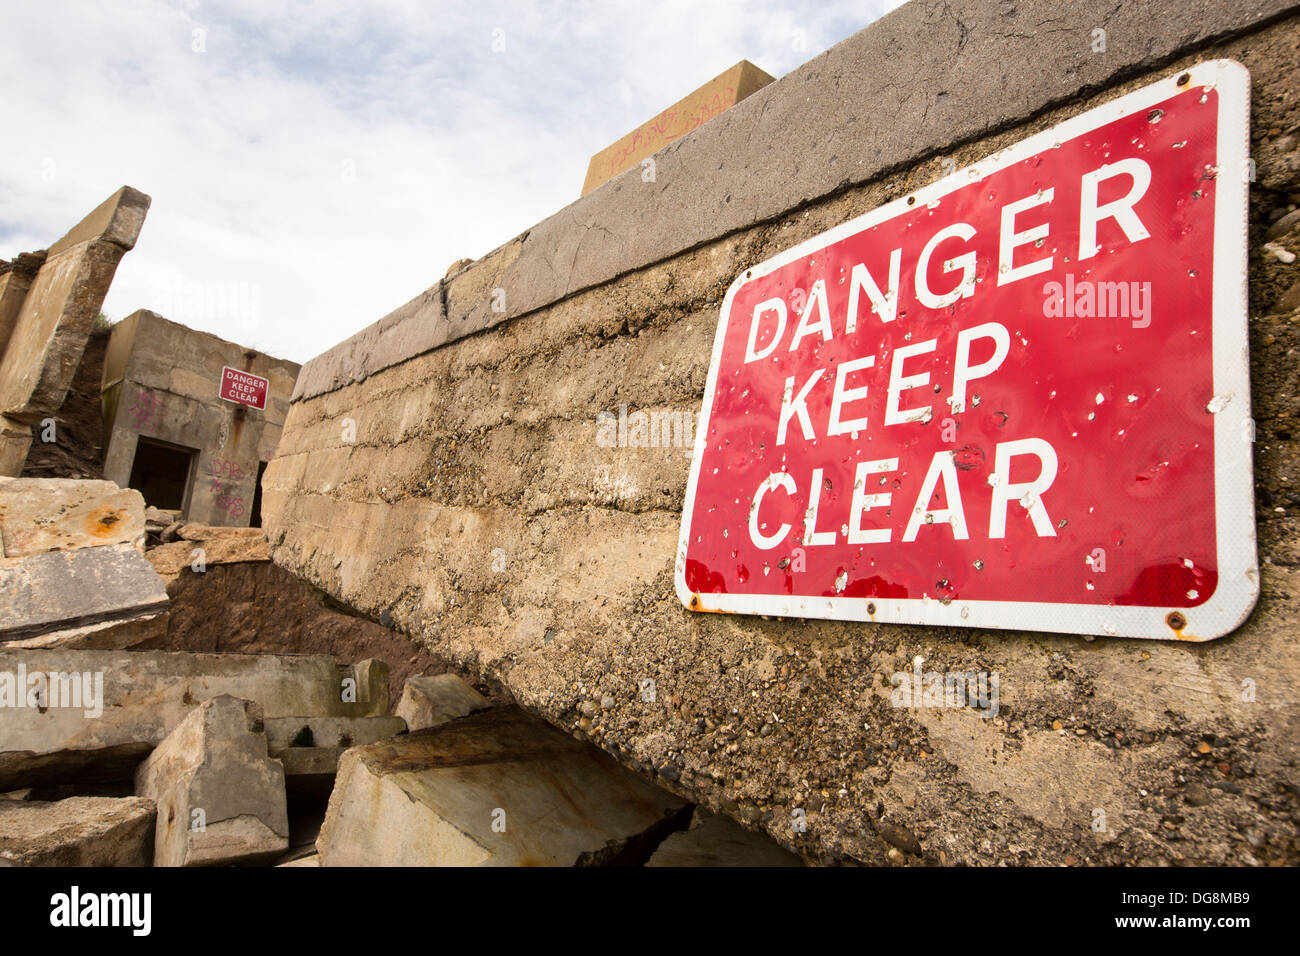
[290,0,1299,405]
[268,15,1300,864]
[647,808,804,867]
[0,187,149,475]
[135,695,288,866]
[0,649,388,789]
[395,673,492,731]
[0,477,146,557]
[100,309,299,526]
[316,707,688,866]
[146,531,270,582]
[0,543,168,641]
[0,795,155,866]
[264,715,406,776]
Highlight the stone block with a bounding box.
[0,649,388,789]
[394,673,492,731]
[0,795,155,866]
[316,707,687,866]
[0,478,146,557]
[0,543,168,641]
[134,695,288,866]
[264,715,407,777]
[646,809,804,866]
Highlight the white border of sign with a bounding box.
[219,365,269,411]
[676,60,1256,641]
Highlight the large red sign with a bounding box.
[676,61,1256,641]
[219,366,268,410]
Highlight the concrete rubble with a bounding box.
[0,648,388,789]
[264,715,407,777]
[316,707,690,866]
[394,673,493,731]
[135,695,288,866]
[646,809,804,867]
[0,477,168,647]
[146,525,271,583]
[0,796,155,866]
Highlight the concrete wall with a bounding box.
[266,0,1300,864]
[102,310,299,526]
[0,188,149,475]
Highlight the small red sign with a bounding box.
[219,366,268,410]
[676,61,1256,640]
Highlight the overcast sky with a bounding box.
[0,0,904,363]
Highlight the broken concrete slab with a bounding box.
[135,695,288,866]
[394,673,492,731]
[646,809,804,867]
[0,478,146,557]
[146,533,269,582]
[0,187,149,476]
[3,611,167,651]
[0,795,155,866]
[316,707,688,866]
[264,715,406,776]
[0,543,168,641]
[0,649,388,789]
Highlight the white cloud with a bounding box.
[0,0,905,362]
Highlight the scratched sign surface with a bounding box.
[676,61,1256,641]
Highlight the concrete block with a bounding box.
[0,478,146,557]
[316,707,687,866]
[265,715,407,777]
[134,695,288,866]
[581,60,773,195]
[3,611,167,651]
[146,533,269,581]
[646,809,803,867]
[0,543,168,641]
[394,673,491,731]
[0,649,388,789]
[176,523,266,541]
[0,796,155,866]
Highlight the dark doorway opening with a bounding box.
[128,437,195,512]
[249,460,268,528]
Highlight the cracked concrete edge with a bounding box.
[291,0,1298,403]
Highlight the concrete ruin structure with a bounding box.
[100,310,299,526]
[264,0,1300,866]
[0,187,149,476]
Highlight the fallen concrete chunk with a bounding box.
[0,796,155,866]
[4,611,166,651]
[265,715,406,776]
[135,696,288,866]
[395,673,492,731]
[316,707,688,866]
[146,534,269,582]
[177,523,266,542]
[0,649,388,789]
[0,478,146,557]
[646,809,804,867]
[0,543,168,641]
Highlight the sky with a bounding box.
[0,0,906,363]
